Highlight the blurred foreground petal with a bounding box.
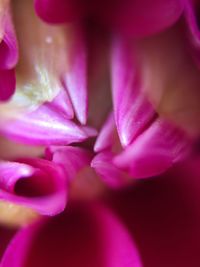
[1,202,142,267]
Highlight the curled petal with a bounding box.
[46,146,92,181]
[111,37,155,147]
[0,158,67,215]
[114,119,191,178]
[0,103,92,145]
[1,203,142,267]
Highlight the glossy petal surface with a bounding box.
[63,28,88,124]
[0,103,91,145]
[111,37,155,147]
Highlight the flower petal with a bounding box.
[63,27,88,124]
[102,0,184,37]
[91,152,131,188]
[46,146,92,181]
[34,0,79,23]
[94,113,115,152]
[47,88,74,120]
[0,225,15,260]
[0,10,18,69]
[114,119,191,178]
[0,5,18,100]
[111,37,155,147]
[0,103,90,145]
[0,158,67,215]
[1,203,142,267]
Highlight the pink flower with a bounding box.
[0,0,198,182]
[0,1,200,266]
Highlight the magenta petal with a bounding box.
[0,226,15,261]
[94,113,115,152]
[63,28,88,124]
[34,0,78,23]
[0,11,18,101]
[1,203,142,267]
[0,158,67,215]
[0,103,90,145]
[0,161,34,192]
[1,222,41,267]
[111,37,155,147]
[0,69,15,101]
[106,0,184,37]
[91,152,130,188]
[114,119,191,178]
[0,12,18,69]
[46,146,92,181]
[48,88,74,119]
[81,125,98,138]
